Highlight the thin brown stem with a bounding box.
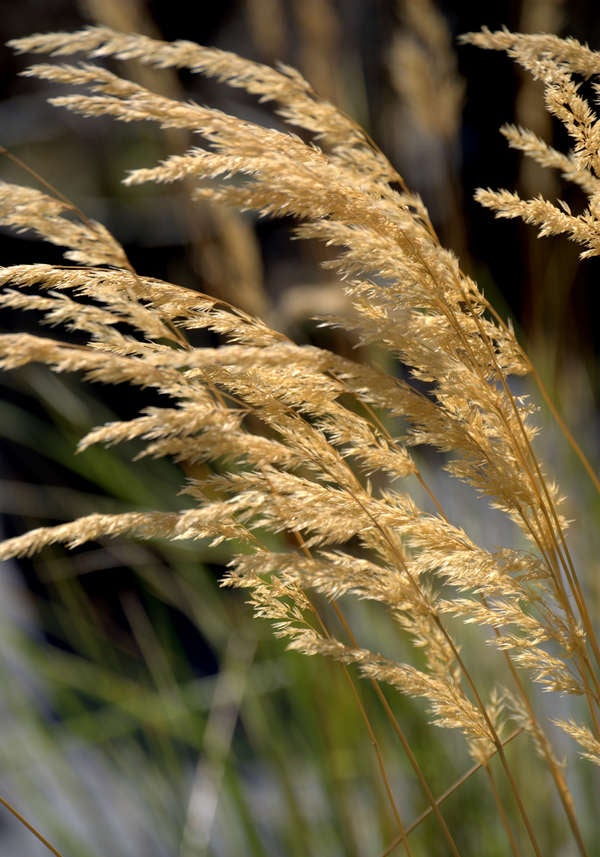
[457,287,600,713]
[489,612,591,857]
[483,764,522,857]
[484,295,600,497]
[0,145,135,275]
[332,602,463,857]
[413,428,588,854]
[338,659,414,857]
[0,794,65,857]
[259,476,411,853]
[309,451,543,857]
[379,729,525,857]
[433,620,544,857]
[478,295,600,679]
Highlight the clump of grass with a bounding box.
[0,23,599,857]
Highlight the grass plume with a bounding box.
[0,21,599,856]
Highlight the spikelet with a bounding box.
[389,0,464,141]
[0,181,129,268]
[462,28,600,258]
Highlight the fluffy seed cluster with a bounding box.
[462,28,600,258]
[1,26,599,849]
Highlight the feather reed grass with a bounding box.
[0,21,599,856]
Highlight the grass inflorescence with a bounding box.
[0,16,599,857]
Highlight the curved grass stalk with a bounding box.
[339,378,589,854]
